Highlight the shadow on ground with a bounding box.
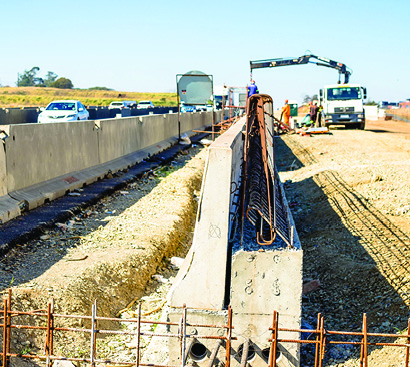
[275,136,410,365]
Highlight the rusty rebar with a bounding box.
[3,299,8,367]
[269,311,278,367]
[45,302,52,367]
[90,301,97,367]
[137,303,141,367]
[2,289,410,366]
[226,306,232,367]
[360,313,368,367]
[243,94,294,247]
[7,290,11,363]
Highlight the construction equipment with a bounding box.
[250,53,368,129]
[250,53,352,84]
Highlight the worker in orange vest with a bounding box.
[281,100,291,128]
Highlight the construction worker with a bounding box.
[281,100,291,128]
[317,104,323,127]
[247,80,259,97]
[310,102,319,126]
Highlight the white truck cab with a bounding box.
[319,84,367,129]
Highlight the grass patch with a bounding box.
[0,87,178,108]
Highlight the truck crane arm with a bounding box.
[250,54,352,84]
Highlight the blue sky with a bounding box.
[1,0,409,105]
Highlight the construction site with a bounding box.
[0,55,410,367]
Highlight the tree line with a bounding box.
[17,67,73,89]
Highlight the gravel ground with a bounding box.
[0,144,206,361]
[276,121,410,366]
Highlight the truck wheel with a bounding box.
[359,123,365,130]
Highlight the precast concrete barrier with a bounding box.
[0,110,221,224]
[0,132,8,197]
[0,108,40,125]
[0,106,181,124]
[167,116,302,366]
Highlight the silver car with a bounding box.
[38,100,89,123]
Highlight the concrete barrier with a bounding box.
[0,108,39,125]
[0,133,7,198]
[0,106,182,125]
[167,115,302,366]
[5,121,99,192]
[0,110,221,223]
[0,127,21,224]
[169,118,244,309]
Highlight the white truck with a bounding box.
[319,83,367,129]
[249,53,368,129]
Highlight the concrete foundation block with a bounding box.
[231,249,302,317]
[167,308,228,367]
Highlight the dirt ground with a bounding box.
[0,144,206,360]
[276,119,410,365]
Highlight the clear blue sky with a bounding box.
[1,0,409,105]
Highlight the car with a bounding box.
[37,100,89,123]
[137,100,155,109]
[180,102,196,113]
[108,101,131,110]
[195,105,207,112]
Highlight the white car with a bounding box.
[38,100,89,123]
[108,101,136,109]
[137,100,155,109]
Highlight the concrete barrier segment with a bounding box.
[230,249,302,365]
[0,111,214,225]
[0,195,21,225]
[6,135,179,218]
[167,108,302,366]
[5,121,100,192]
[168,117,246,310]
[0,126,8,197]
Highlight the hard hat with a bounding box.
[285,99,288,103]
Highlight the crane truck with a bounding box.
[250,53,367,129]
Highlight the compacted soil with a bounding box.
[276,119,410,365]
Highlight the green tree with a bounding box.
[44,71,58,87]
[365,100,378,106]
[88,86,112,91]
[17,67,44,87]
[303,94,318,103]
[50,77,74,89]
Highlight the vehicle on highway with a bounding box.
[195,105,207,112]
[195,104,213,112]
[137,101,155,109]
[180,102,196,113]
[38,100,89,123]
[108,101,134,110]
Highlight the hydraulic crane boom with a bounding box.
[250,54,352,84]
